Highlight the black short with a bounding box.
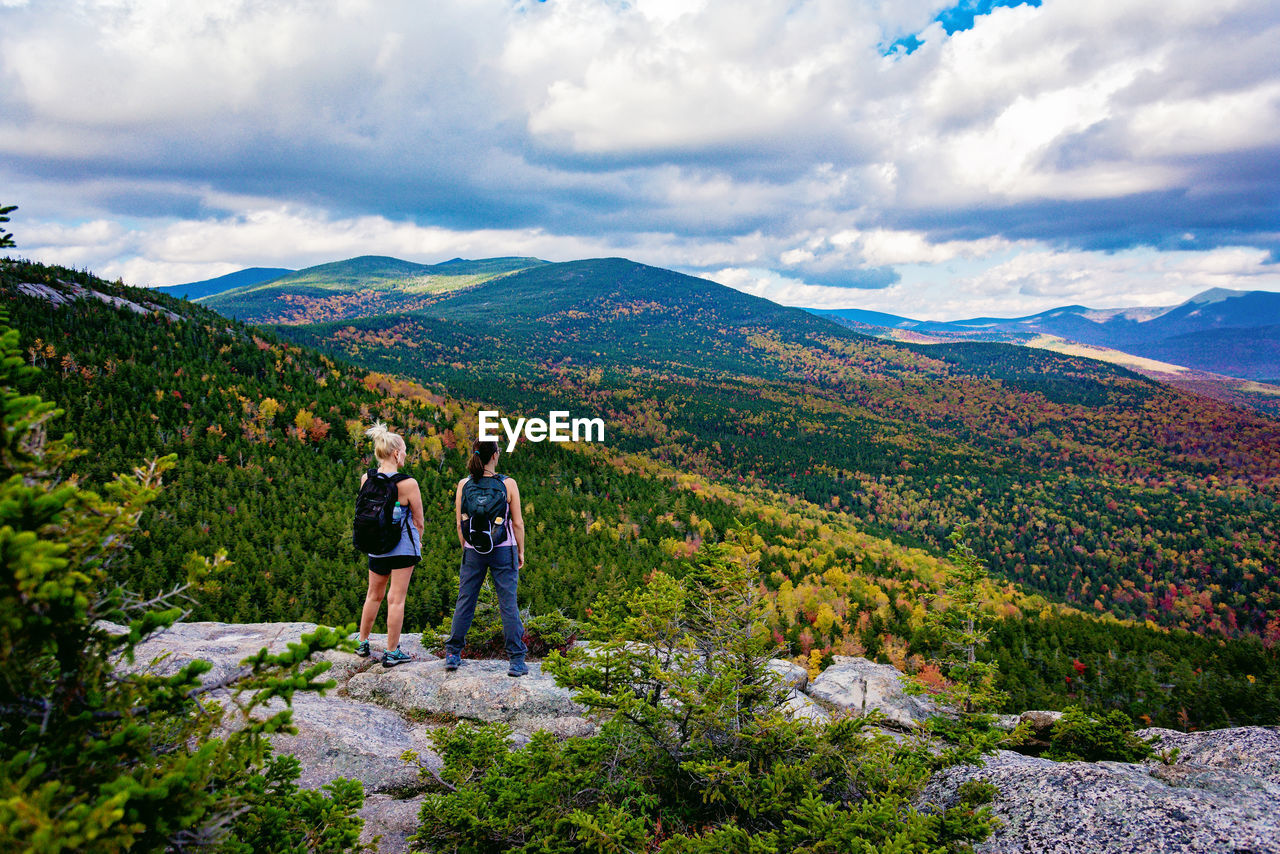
[368,555,421,576]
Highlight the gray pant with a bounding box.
[445,547,527,660]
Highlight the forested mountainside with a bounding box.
[277,258,1280,641]
[2,257,1277,730]
[1137,324,1280,383]
[0,259,695,623]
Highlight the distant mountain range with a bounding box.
[810,288,1280,383]
[163,256,1280,413]
[169,263,1280,384]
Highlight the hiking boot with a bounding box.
[355,639,371,658]
[444,652,461,671]
[507,658,529,678]
[382,647,412,668]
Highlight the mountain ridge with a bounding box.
[158,266,294,300]
[174,252,1279,384]
[199,254,548,323]
[812,287,1261,330]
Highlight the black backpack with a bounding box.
[353,468,410,554]
[461,474,508,554]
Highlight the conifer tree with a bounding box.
[0,204,14,248]
[913,526,1007,716]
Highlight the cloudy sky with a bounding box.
[2,0,1278,318]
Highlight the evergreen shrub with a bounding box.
[406,528,999,853]
[1044,706,1156,763]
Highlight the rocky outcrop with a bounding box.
[117,621,595,852]
[121,622,441,797]
[807,655,940,728]
[1019,709,1065,732]
[16,278,184,322]
[345,657,595,739]
[921,729,1280,853]
[768,658,809,692]
[1138,725,1280,784]
[781,689,830,724]
[358,794,427,854]
[123,620,325,684]
[1013,708,1065,752]
[271,692,438,794]
[119,622,1280,854]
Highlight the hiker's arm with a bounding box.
[454,480,466,549]
[508,478,525,568]
[405,479,424,534]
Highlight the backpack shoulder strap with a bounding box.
[367,469,410,484]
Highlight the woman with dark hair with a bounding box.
[444,439,528,676]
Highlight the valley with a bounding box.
[273,258,1280,640]
[2,256,1277,730]
[814,290,1280,414]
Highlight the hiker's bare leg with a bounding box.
[386,566,415,650]
[359,571,390,640]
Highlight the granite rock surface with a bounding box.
[807,654,940,727]
[118,622,1280,854]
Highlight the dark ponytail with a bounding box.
[468,440,499,480]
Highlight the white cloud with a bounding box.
[903,246,1280,318]
[1127,81,1280,158]
[20,218,126,248]
[705,246,1280,317]
[1,0,1278,315]
[856,229,1013,266]
[508,0,890,153]
[705,267,864,309]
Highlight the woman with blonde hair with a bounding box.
[353,422,424,666]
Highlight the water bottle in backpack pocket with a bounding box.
[461,474,508,554]
[353,469,410,554]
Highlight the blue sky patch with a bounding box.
[937,0,1043,35]
[885,0,1042,55]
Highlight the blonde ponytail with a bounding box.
[365,421,406,462]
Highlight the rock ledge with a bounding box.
[120,622,1280,854]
